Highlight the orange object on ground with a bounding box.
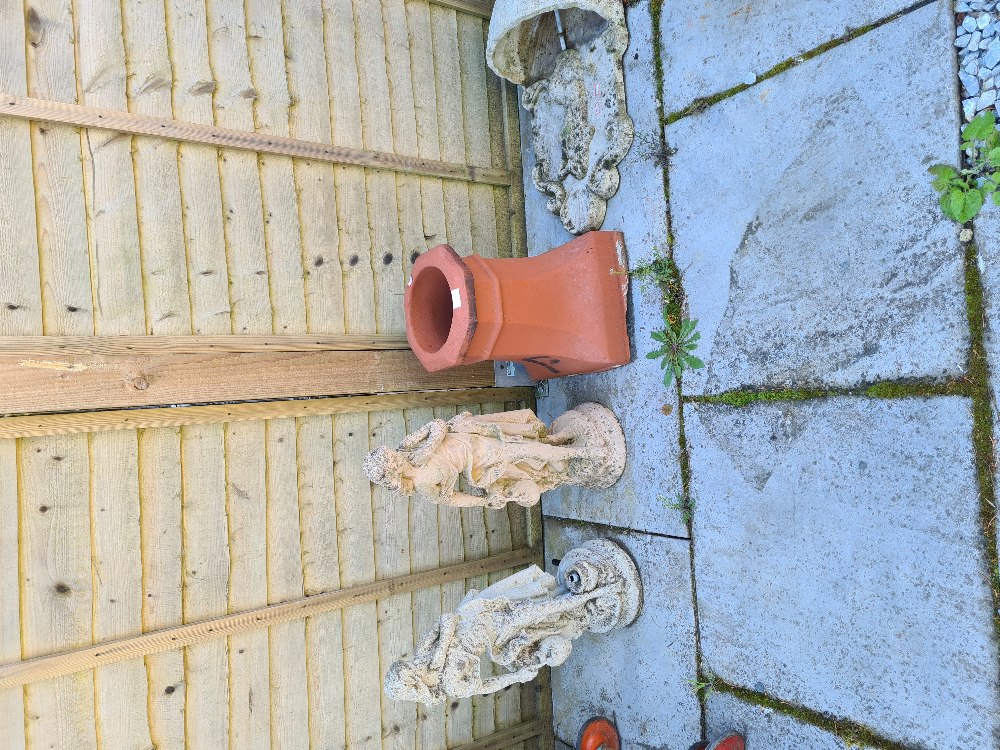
[404,231,630,380]
[688,733,746,750]
[578,717,620,750]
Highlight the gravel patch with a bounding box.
[957,1,1000,119]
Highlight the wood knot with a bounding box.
[127,373,150,390]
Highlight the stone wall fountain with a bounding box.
[487,0,634,234]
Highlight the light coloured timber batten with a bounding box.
[0,95,512,186]
[452,720,544,750]
[0,334,410,355]
[0,387,534,438]
[431,0,494,18]
[0,548,537,690]
[0,349,495,414]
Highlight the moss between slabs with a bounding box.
[663,0,937,125]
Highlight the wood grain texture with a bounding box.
[334,412,383,750]
[0,95,512,186]
[0,387,533,438]
[0,334,410,355]
[452,721,544,750]
[0,549,534,690]
[0,349,494,414]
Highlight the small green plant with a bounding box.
[648,311,704,387]
[687,674,713,698]
[660,494,695,525]
[929,111,1000,223]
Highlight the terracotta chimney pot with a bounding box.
[404,231,630,380]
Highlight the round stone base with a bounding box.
[557,538,642,632]
[549,402,627,489]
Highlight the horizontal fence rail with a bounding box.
[454,720,546,750]
[0,548,537,689]
[0,350,496,415]
[0,387,535,438]
[0,95,511,186]
[0,334,411,356]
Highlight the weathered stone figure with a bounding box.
[384,539,642,705]
[363,403,626,508]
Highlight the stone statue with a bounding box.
[486,0,634,234]
[384,539,642,705]
[363,403,626,509]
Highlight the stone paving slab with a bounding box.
[687,396,1000,748]
[706,693,872,750]
[543,517,700,749]
[659,0,912,115]
[668,2,968,395]
[525,0,685,536]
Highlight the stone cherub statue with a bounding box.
[384,538,642,705]
[363,403,626,509]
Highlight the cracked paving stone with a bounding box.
[544,518,700,750]
[668,2,967,394]
[687,397,1000,748]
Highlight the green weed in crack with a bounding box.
[930,111,1000,223]
[649,313,704,387]
[659,494,695,525]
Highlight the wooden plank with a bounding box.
[323,0,377,334]
[0,349,495,414]
[90,430,153,749]
[382,0,429,286]
[282,0,346,334]
[0,334,409,355]
[27,1,93,338]
[0,96,513,186]
[0,549,535,690]
[0,387,534,439]
[121,0,191,338]
[265,418,309,750]
[461,405,495,741]
[431,7,474,255]
[406,0,448,253]
[501,81,528,259]
[452,721,545,750]
[75,3,153,742]
[457,17,500,260]
[405,406,447,750]
[484,35,513,260]
[181,423,230,750]
[246,0,308,337]
[225,420,271,750]
[0,440,24,750]
[481,405,521,750]
[355,0,407,335]
[296,413,346,750]
[206,0,271,337]
[75,0,146,337]
[163,0,232,336]
[428,0,494,19]
[432,404,473,747]
[0,8,33,747]
[371,410,417,750]
[19,433,97,748]
[0,2,42,338]
[139,426,187,749]
[21,6,98,744]
[334,412,383,750]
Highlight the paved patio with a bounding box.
[522,1,1000,747]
